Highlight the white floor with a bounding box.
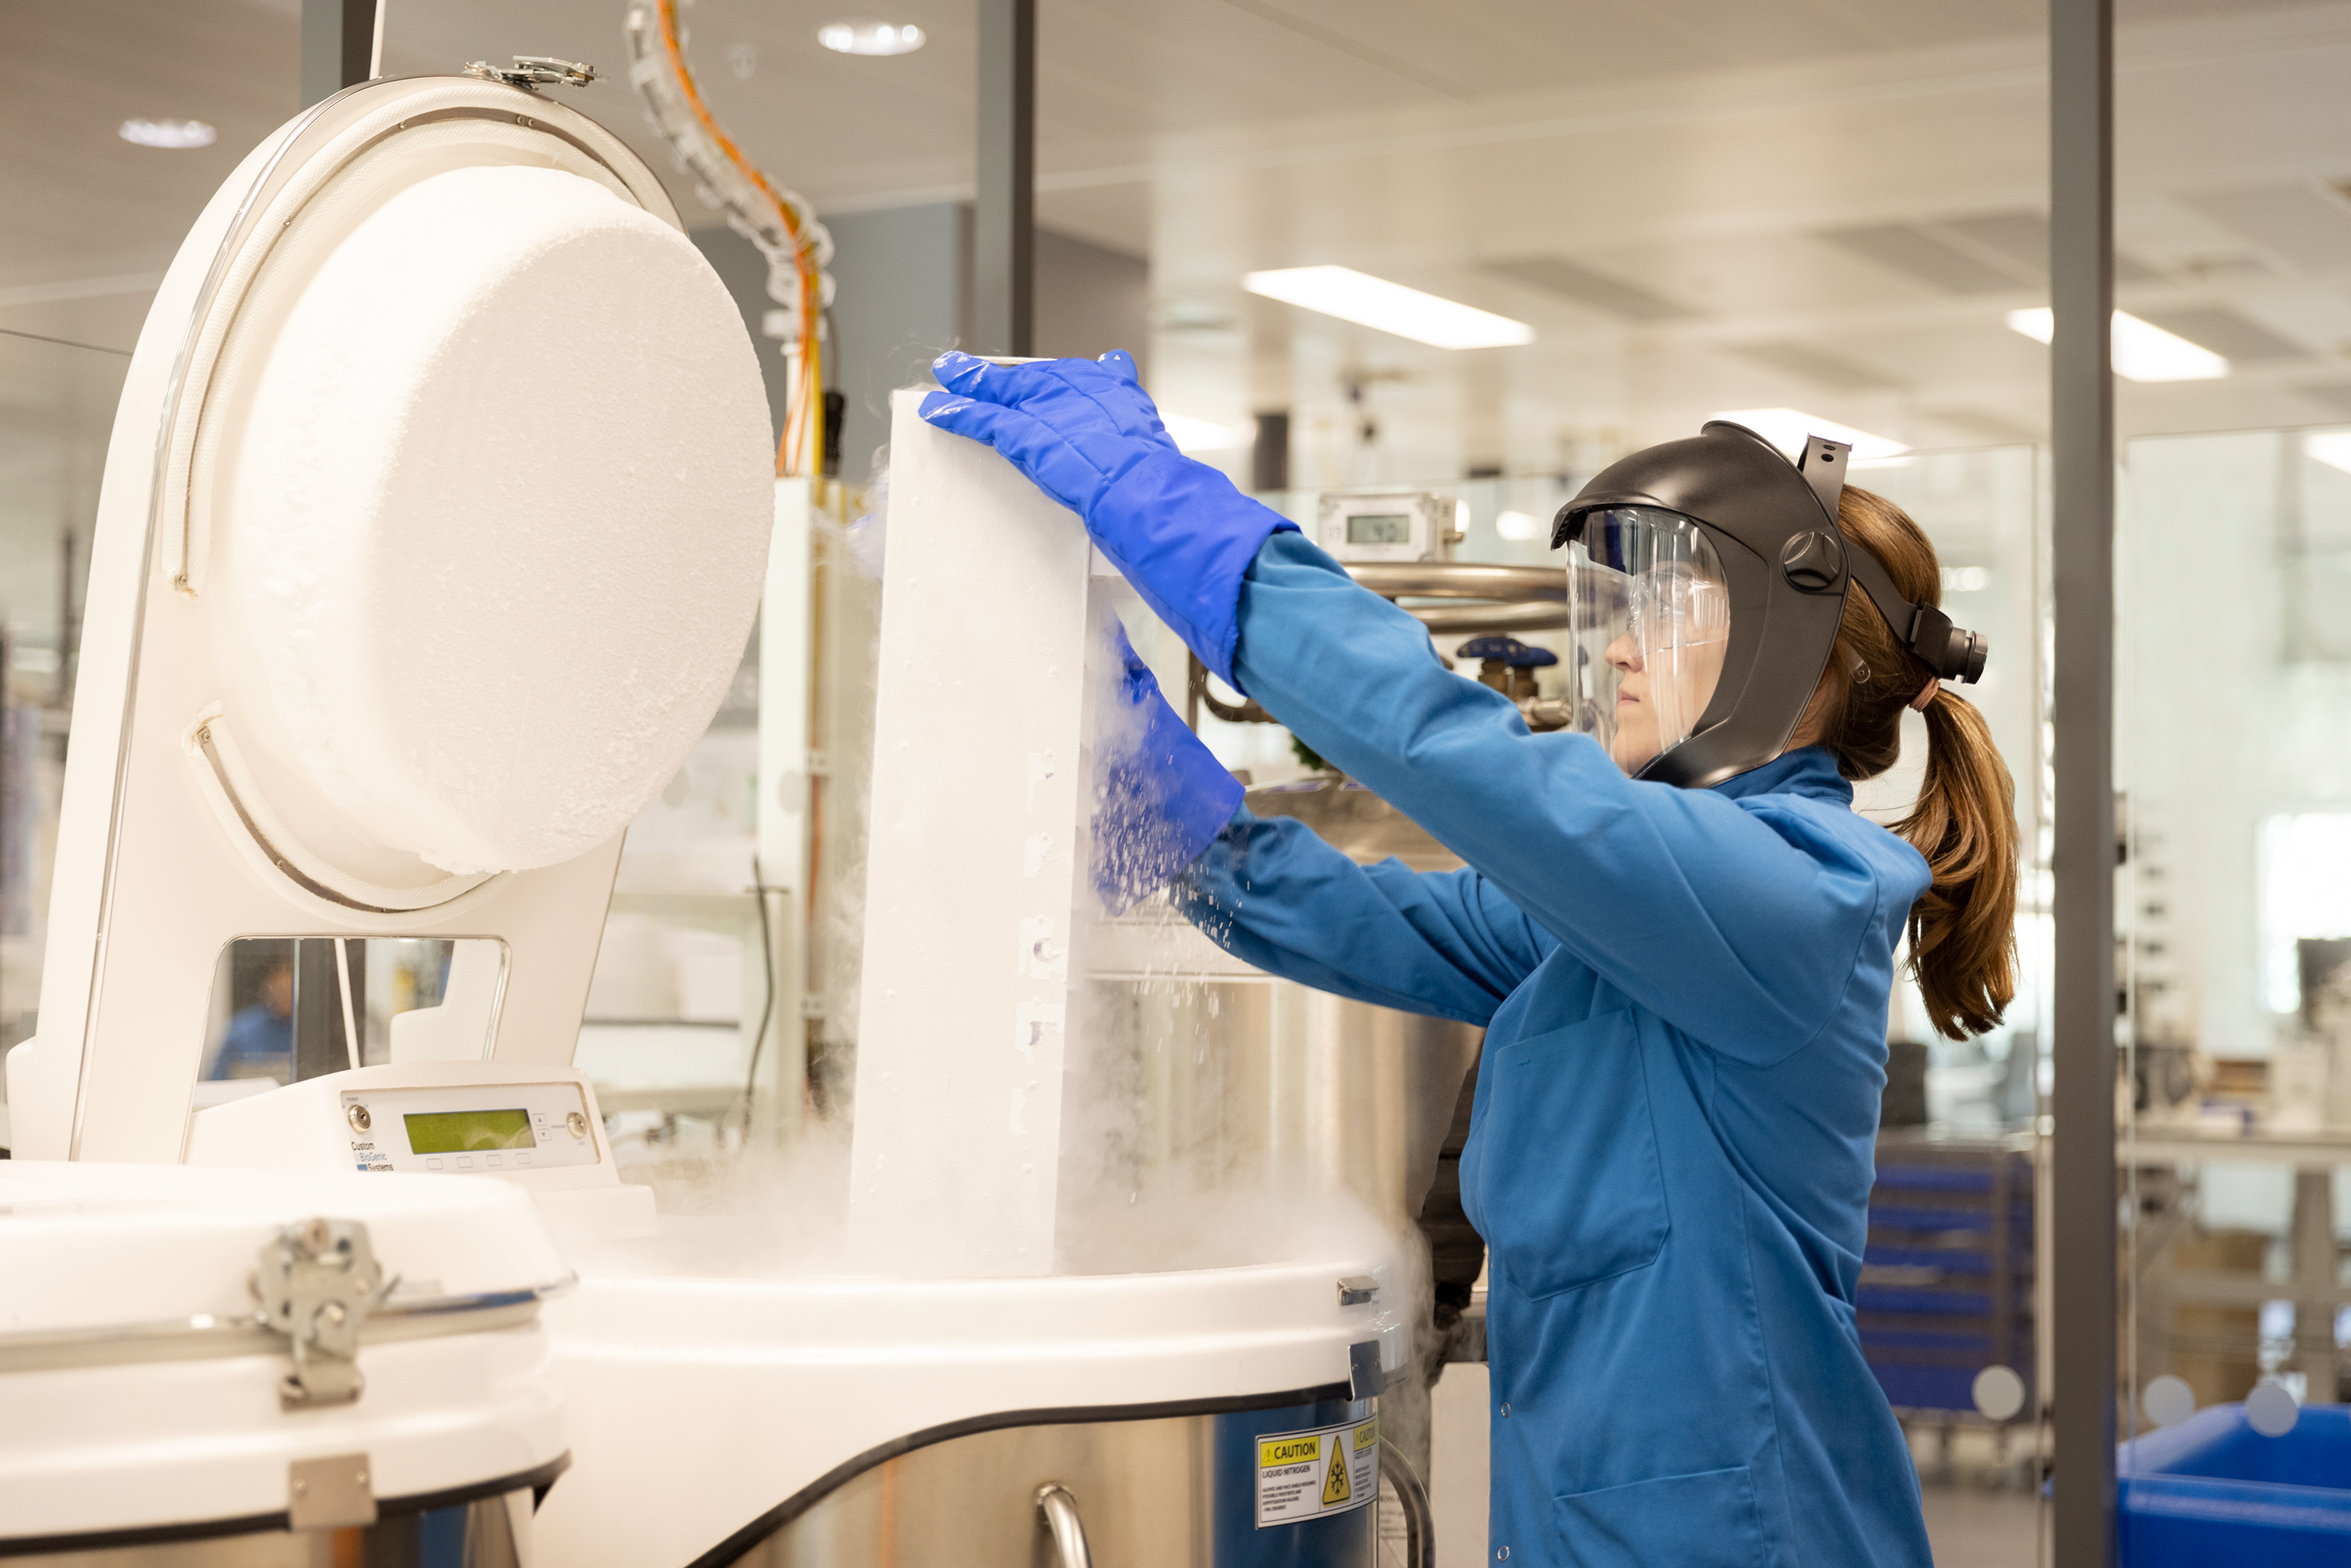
[1428,1363,1490,1568]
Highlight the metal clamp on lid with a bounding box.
[463,55,600,90]
[251,1217,394,1409]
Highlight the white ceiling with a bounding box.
[6,0,2351,482]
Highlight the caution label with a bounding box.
[1255,1416,1378,1528]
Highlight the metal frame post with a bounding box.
[299,0,381,108]
[2049,0,2117,1560]
[974,0,1036,357]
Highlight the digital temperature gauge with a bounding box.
[403,1107,536,1154]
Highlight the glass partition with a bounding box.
[2118,425,2351,1543]
[0,331,124,1142]
[198,936,509,1104]
[2112,1,2351,1556]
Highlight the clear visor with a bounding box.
[1564,507,1732,776]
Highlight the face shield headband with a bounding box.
[1551,421,1989,790]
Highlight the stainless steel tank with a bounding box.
[1072,776,1486,1499]
[730,1396,1412,1567]
[4,1497,529,1566]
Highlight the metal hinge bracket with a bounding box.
[464,55,599,90]
[288,1453,377,1531]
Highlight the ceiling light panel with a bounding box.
[2005,308,2230,382]
[817,19,926,56]
[1727,340,1902,391]
[1478,256,1696,322]
[2137,306,2310,364]
[1817,224,2020,294]
[119,118,215,149]
[1933,212,2052,278]
[1921,406,2042,445]
[2181,186,2351,272]
[1242,267,1535,349]
[1709,408,1909,461]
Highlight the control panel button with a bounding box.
[346,1104,372,1133]
[566,1111,588,1140]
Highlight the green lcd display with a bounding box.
[404,1107,536,1154]
[1346,513,1411,545]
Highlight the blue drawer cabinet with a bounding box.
[1862,1137,2036,1422]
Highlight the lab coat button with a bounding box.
[1499,1402,1511,1417]
[1497,1549,1510,1561]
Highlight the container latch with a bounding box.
[252,1216,393,1408]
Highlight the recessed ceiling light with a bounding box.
[1242,266,1535,350]
[1158,413,1242,453]
[2005,307,2228,382]
[119,118,216,150]
[1708,408,1910,462]
[818,19,927,56]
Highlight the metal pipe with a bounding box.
[1410,602,1568,634]
[1345,563,1562,603]
[1379,1439,1434,1568]
[1351,562,1567,634]
[2049,0,2118,1561]
[1189,655,1275,725]
[1033,1481,1091,1568]
[974,0,1036,357]
[299,0,379,108]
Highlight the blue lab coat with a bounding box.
[1171,532,1935,1568]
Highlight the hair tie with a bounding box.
[1909,676,1940,712]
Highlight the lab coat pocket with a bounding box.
[1552,1465,1768,1568]
[1480,1009,1668,1298]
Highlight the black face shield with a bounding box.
[1551,420,1987,790]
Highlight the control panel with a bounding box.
[338,1079,600,1176]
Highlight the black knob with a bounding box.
[1779,531,1845,592]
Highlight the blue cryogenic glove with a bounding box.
[918,349,1297,687]
[1093,619,1244,912]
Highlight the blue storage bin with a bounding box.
[2119,1402,2351,1566]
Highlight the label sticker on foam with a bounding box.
[1255,1415,1378,1527]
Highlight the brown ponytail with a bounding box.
[1811,486,2018,1039]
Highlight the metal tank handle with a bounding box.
[1034,1481,1092,1568]
[1379,1439,1435,1568]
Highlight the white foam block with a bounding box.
[222,164,773,874]
[848,388,1106,1274]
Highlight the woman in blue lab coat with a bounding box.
[923,350,2017,1568]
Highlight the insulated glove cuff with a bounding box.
[1089,447,1297,688]
[1092,626,1246,913]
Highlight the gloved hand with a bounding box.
[919,349,1297,687]
[1093,618,1245,913]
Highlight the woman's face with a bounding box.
[1603,603,1728,774]
[1568,513,1732,774]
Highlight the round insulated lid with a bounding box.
[172,78,773,886]
[0,1162,571,1546]
[0,1160,568,1338]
